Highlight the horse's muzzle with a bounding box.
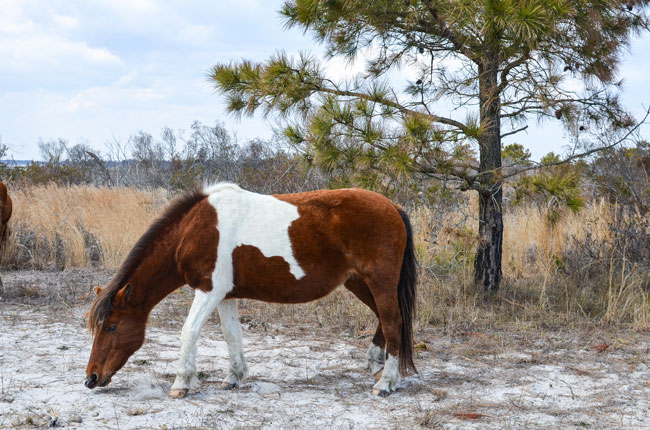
[85,373,98,389]
[99,374,113,387]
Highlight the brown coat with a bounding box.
[0,182,12,244]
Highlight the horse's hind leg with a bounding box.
[362,273,403,397]
[216,299,248,389]
[170,289,221,398]
[344,278,386,378]
[367,326,386,380]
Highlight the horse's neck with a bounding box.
[130,233,186,316]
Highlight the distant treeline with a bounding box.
[0,121,329,195]
[1,121,649,216]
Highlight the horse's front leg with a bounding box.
[216,299,248,389]
[170,289,221,398]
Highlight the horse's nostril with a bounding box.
[85,373,98,389]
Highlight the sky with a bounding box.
[1,0,648,161]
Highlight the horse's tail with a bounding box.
[396,207,417,374]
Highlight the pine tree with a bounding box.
[211,0,649,291]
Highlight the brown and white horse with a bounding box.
[86,183,416,397]
[0,181,12,245]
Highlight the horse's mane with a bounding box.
[88,188,206,333]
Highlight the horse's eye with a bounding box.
[106,325,117,333]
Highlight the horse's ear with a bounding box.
[93,286,102,296]
[114,283,132,306]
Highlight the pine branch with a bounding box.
[497,51,530,93]
[501,125,529,139]
[497,105,650,180]
[316,85,468,132]
[422,0,477,60]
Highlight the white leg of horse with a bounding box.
[367,343,385,379]
[372,354,400,397]
[216,299,248,389]
[170,289,222,398]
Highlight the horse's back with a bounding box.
[275,187,407,257]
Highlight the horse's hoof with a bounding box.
[372,388,390,397]
[219,382,237,390]
[373,369,383,381]
[169,389,188,398]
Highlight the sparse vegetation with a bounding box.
[1,182,648,330]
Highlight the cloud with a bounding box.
[0,35,123,70]
[63,86,164,113]
[0,2,125,93]
[0,0,647,161]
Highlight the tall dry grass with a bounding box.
[0,184,168,269]
[1,184,648,330]
[412,198,650,330]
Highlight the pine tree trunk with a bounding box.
[474,185,503,291]
[474,56,503,292]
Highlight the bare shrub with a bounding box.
[588,142,650,214]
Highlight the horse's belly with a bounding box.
[227,282,338,303]
[227,244,346,303]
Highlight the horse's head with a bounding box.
[85,283,145,389]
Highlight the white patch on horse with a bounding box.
[206,183,306,285]
[204,182,244,195]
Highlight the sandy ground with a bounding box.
[1,269,650,429]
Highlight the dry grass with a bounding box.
[413,198,650,330]
[1,184,648,331]
[1,184,168,269]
